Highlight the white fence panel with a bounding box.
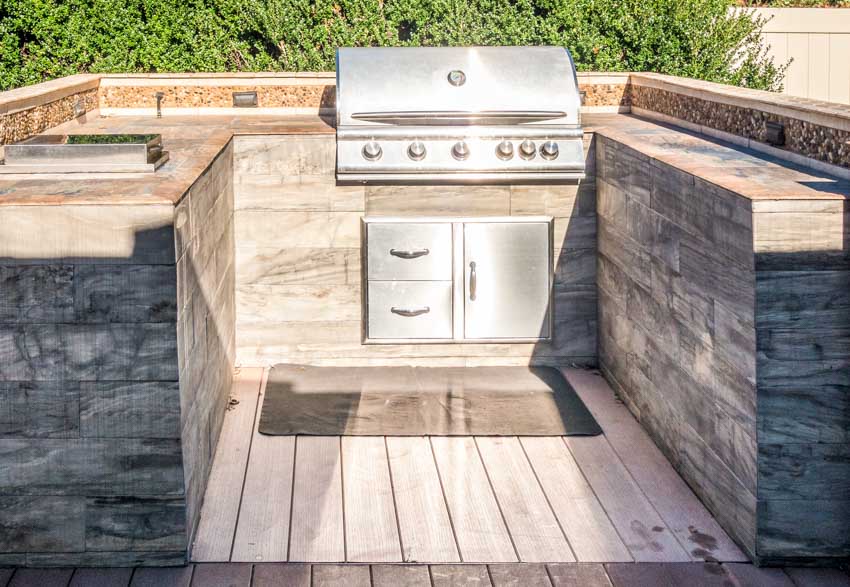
[752,8,850,104]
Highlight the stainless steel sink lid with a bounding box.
[335,46,585,183]
[1,134,169,174]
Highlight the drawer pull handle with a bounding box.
[390,248,430,259]
[469,261,477,301]
[391,306,430,317]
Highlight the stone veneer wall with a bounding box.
[596,133,850,564]
[174,143,236,551]
[0,146,234,566]
[753,199,850,564]
[233,134,597,367]
[98,76,335,110]
[0,75,100,147]
[596,134,759,557]
[630,78,850,171]
[96,74,629,112]
[0,203,184,566]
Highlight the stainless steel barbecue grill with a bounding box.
[335,46,585,183]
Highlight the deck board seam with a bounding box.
[339,436,348,563]
[383,436,407,563]
[518,437,579,562]
[286,435,298,563]
[556,436,636,563]
[229,369,264,562]
[427,437,464,563]
[473,437,522,563]
[561,435,691,561]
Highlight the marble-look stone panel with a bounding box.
[0,205,175,265]
[235,210,360,249]
[509,181,596,217]
[234,135,335,176]
[80,382,181,439]
[0,496,85,553]
[757,499,850,558]
[73,265,177,323]
[0,438,184,496]
[235,174,365,212]
[365,185,511,216]
[0,382,80,438]
[85,496,186,552]
[235,247,360,286]
[24,550,186,568]
[0,265,74,323]
[62,323,178,381]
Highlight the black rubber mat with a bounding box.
[259,365,603,436]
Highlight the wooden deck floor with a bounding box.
[191,367,748,564]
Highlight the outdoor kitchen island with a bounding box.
[1,106,848,569]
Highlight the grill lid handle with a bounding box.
[350,110,567,125]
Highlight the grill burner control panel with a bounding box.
[335,46,585,183]
[337,133,584,182]
[359,139,560,162]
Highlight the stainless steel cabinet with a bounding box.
[463,222,551,339]
[363,217,552,343]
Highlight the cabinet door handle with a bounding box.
[390,248,429,259]
[391,306,430,317]
[469,261,477,301]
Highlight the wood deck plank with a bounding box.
[562,368,748,562]
[8,569,74,587]
[341,437,403,562]
[521,437,633,563]
[251,563,310,587]
[288,437,345,562]
[476,437,575,562]
[192,368,264,562]
[564,435,691,562]
[231,435,295,562]
[430,437,517,563]
[69,568,133,587]
[430,565,492,587]
[312,565,370,587]
[129,566,194,587]
[371,564,431,587]
[386,437,460,563]
[232,368,296,563]
[547,563,613,587]
[189,563,252,587]
[488,564,553,587]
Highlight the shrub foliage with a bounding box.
[0,0,786,91]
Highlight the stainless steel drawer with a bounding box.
[367,281,453,339]
[367,222,452,281]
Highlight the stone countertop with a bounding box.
[0,112,847,206]
[0,114,334,206]
[593,114,850,201]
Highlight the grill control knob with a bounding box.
[408,141,426,161]
[452,141,470,161]
[362,141,382,161]
[519,139,537,160]
[496,140,514,160]
[540,140,559,160]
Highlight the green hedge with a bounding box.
[0,0,786,92]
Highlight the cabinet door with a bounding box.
[463,221,551,339]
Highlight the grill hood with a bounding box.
[335,46,585,183]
